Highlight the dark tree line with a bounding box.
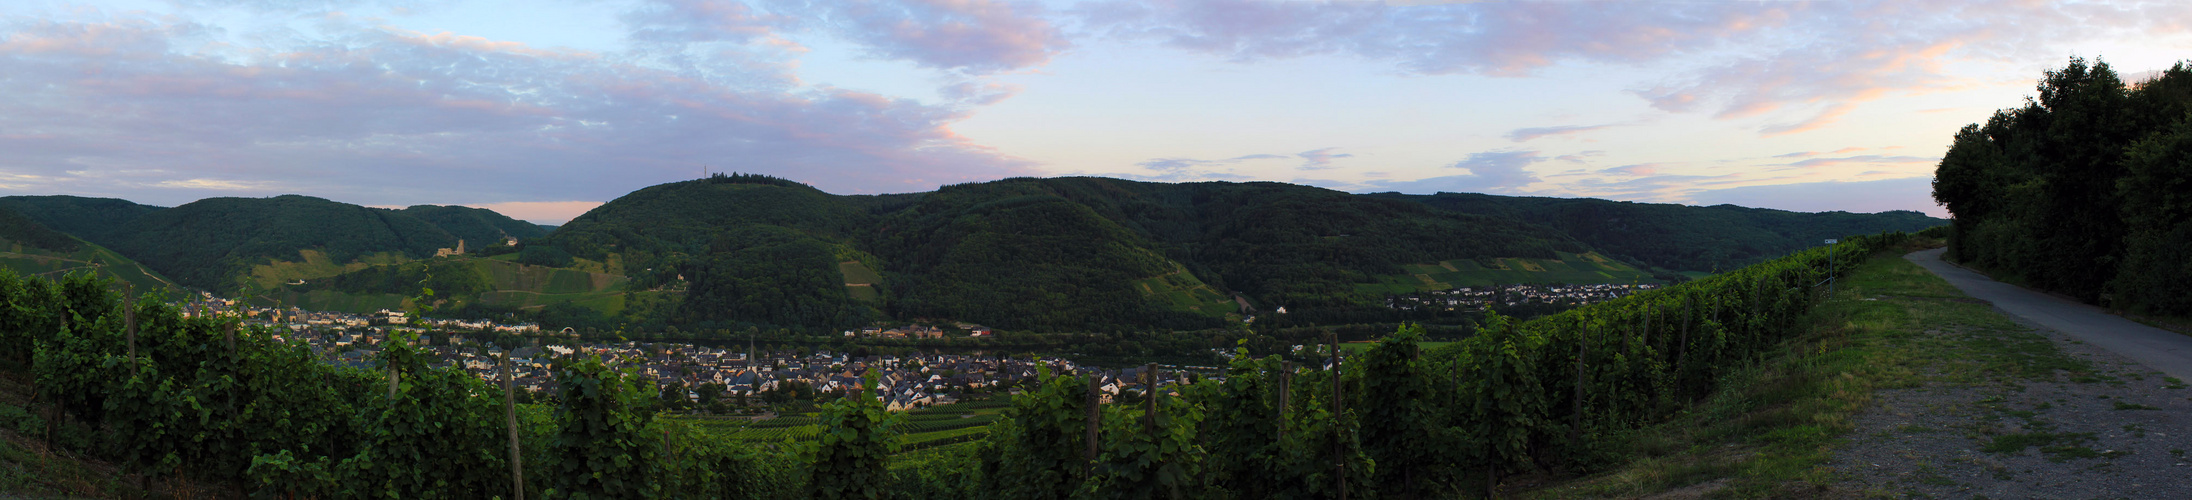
[1933,57,2192,314]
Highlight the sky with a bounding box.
[1,1,2188,224]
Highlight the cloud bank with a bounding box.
[0,8,1036,209]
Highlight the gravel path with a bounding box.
[1905,248,2192,382]
[1828,252,2192,498]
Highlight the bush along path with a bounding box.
[1821,251,2192,497]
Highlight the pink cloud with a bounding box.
[766,0,1068,73]
[1077,0,1786,76]
[1781,155,1939,169]
[1080,0,2192,136]
[1295,147,1353,170]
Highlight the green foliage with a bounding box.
[808,374,902,499]
[976,367,1091,499]
[2112,102,2192,313]
[1934,58,2192,314]
[1451,312,1544,480]
[1195,347,1285,497]
[519,244,577,267]
[1358,323,1458,498]
[1079,389,1203,499]
[676,226,877,330]
[336,331,514,498]
[547,355,659,499]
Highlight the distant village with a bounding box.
[172,293,1117,413]
[1385,282,1662,312]
[160,282,1641,413]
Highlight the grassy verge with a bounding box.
[1523,244,2095,498]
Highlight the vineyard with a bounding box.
[0,230,1921,498]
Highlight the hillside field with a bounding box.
[0,239,180,294]
[1132,270,1237,318]
[1356,251,1660,295]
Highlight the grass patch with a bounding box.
[2111,402,2161,411]
[838,261,884,286]
[1367,251,1660,293]
[1132,269,1236,317]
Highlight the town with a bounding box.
[1384,282,1663,312]
[172,292,1184,415]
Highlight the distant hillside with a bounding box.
[0,206,180,294]
[0,205,80,253]
[515,175,1590,331]
[3,175,1947,332]
[1372,192,1945,273]
[0,195,163,246]
[400,205,551,246]
[1,194,544,293]
[865,178,1589,329]
[533,174,886,330]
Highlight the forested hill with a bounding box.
[866,177,1587,329]
[0,204,81,253]
[1372,192,1945,273]
[0,195,163,246]
[0,194,544,292]
[517,174,1942,332]
[0,174,1943,332]
[0,204,182,293]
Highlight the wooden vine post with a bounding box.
[1677,294,1693,398]
[1328,333,1346,500]
[502,354,525,500]
[1277,361,1292,441]
[1571,320,1588,442]
[1143,363,1159,436]
[124,283,137,377]
[1751,277,1764,361]
[1084,374,1100,476]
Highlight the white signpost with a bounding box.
[1825,239,1838,294]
